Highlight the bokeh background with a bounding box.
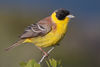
[0,0,100,67]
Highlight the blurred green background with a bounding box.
[0,0,100,67]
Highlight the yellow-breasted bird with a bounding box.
[5,8,74,56]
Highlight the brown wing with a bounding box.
[20,17,52,39]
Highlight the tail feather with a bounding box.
[5,39,24,51]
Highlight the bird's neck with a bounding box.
[51,12,70,33]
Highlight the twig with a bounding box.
[38,47,55,64]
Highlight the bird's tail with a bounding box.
[5,39,24,51]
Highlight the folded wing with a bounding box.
[20,17,52,39]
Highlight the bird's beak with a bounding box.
[67,15,75,18]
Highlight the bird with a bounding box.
[5,8,74,56]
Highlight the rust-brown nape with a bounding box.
[52,22,57,32]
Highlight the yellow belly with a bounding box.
[31,32,62,47]
[30,33,61,47]
[30,25,67,47]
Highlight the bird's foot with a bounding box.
[43,51,48,57]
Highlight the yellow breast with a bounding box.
[30,25,67,47]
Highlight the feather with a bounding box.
[20,17,52,39]
[5,39,24,51]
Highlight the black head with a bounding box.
[55,8,70,20]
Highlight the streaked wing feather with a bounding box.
[20,17,52,39]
